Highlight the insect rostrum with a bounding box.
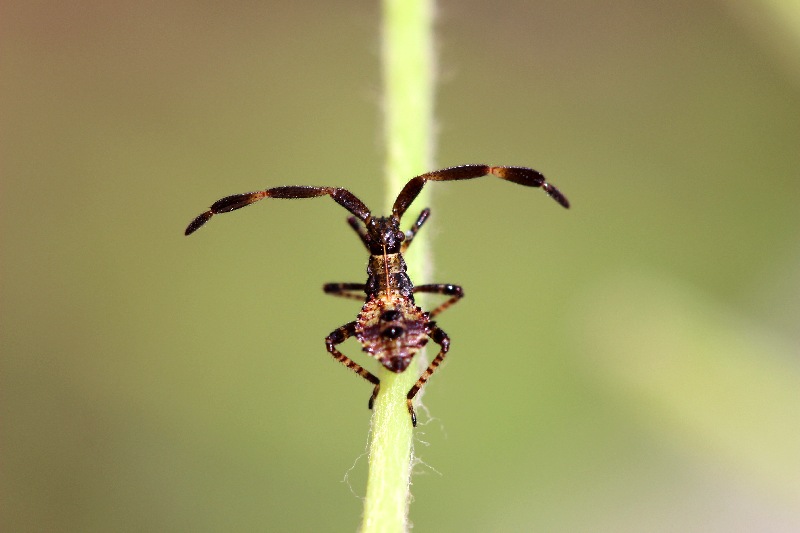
[185,164,569,426]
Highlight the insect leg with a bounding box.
[392,164,569,220]
[346,216,370,249]
[413,284,464,317]
[185,185,371,235]
[323,283,366,301]
[401,208,430,253]
[325,321,381,410]
[406,325,450,426]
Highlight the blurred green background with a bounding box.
[3,0,799,531]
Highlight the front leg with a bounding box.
[401,208,430,253]
[346,216,370,250]
[325,321,381,409]
[406,325,450,426]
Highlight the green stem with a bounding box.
[361,0,435,531]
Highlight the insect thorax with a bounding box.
[365,253,414,299]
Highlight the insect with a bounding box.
[185,164,569,426]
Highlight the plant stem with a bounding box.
[361,0,435,531]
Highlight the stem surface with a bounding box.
[361,0,435,531]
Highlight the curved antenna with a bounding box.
[185,186,371,236]
[391,164,569,221]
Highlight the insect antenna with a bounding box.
[185,186,372,236]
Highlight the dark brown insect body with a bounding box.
[185,164,569,426]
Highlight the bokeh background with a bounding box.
[3,0,799,531]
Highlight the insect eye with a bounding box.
[381,326,404,339]
[395,230,405,241]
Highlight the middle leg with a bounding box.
[414,283,464,317]
[323,282,366,301]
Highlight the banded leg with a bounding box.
[414,283,464,317]
[406,325,450,426]
[185,185,371,236]
[325,321,381,409]
[392,164,570,220]
[401,208,431,253]
[323,282,366,301]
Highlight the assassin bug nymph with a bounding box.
[185,164,569,426]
